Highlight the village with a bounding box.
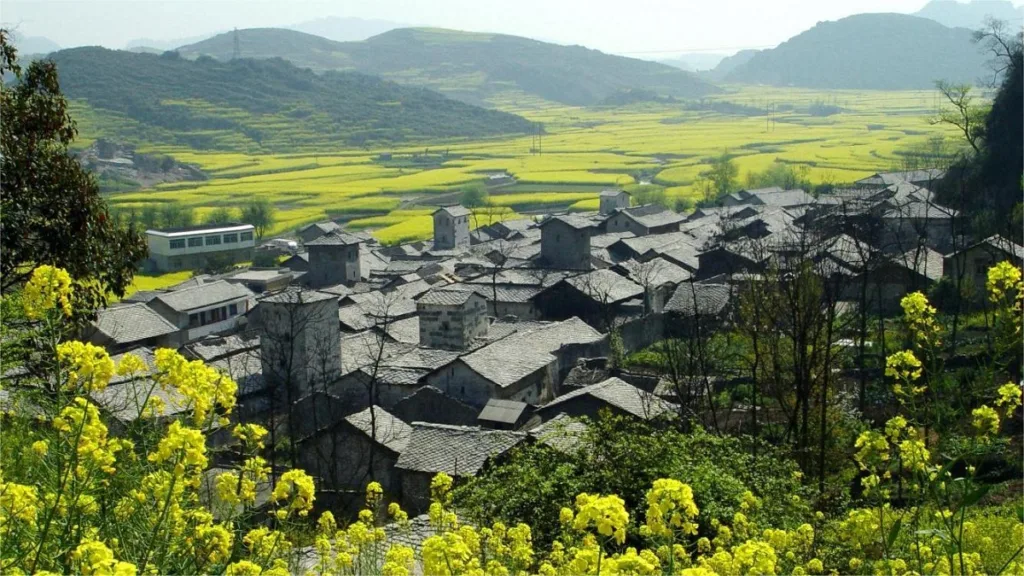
[46,166,1018,529]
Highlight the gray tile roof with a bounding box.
[617,258,691,287]
[394,422,526,475]
[123,290,162,304]
[94,303,179,345]
[591,231,636,249]
[976,235,1024,261]
[360,365,429,386]
[748,188,816,207]
[467,284,542,304]
[184,332,260,362]
[893,247,945,282]
[91,374,191,422]
[565,269,645,303]
[653,244,701,271]
[305,230,366,246]
[599,188,629,198]
[664,283,732,316]
[260,287,336,305]
[540,376,673,420]
[435,205,473,218]
[478,398,529,425]
[622,206,687,229]
[539,214,597,230]
[345,406,412,454]
[152,280,254,313]
[416,287,478,307]
[300,221,341,234]
[384,316,420,344]
[856,169,945,187]
[529,413,589,453]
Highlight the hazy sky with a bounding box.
[4,0,1022,56]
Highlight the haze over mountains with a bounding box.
[724,13,990,89]
[176,27,720,106]
[914,0,1023,29]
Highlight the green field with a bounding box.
[94,86,960,244]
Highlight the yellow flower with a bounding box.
[381,544,415,576]
[430,472,454,502]
[271,469,316,517]
[58,341,115,392]
[996,381,1022,413]
[0,480,40,524]
[147,420,208,477]
[22,265,73,319]
[573,492,629,544]
[643,478,700,539]
[153,348,237,426]
[987,261,1022,303]
[72,539,138,576]
[232,423,268,449]
[115,353,147,377]
[32,439,49,457]
[366,480,384,506]
[972,405,1000,437]
[224,560,262,576]
[559,506,574,526]
[885,350,922,384]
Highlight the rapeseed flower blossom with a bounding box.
[22,265,73,319]
[57,341,115,392]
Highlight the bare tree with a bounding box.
[931,80,987,155]
[973,17,1024,87]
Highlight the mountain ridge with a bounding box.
[175,26,720,106]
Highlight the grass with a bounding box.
[93,85,964,240]
[124,270,193,297]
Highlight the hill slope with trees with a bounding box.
[725,13,988,89]
[176,27,720,106]
[47,46,535,151]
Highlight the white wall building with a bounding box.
[146,223,256,272]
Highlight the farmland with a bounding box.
[93,86,961,244]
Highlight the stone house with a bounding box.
[943,235,1024,290]
[604,205,686,236]
[535,377,674,423]
[599,189,631,215]
[391,385,479,427]
[306,231,364,288]
[844,247,945,314]
[539,215,596,270]
[394,423,526,513]
[258,289,341,400]
[298,221,342,244]
[297,405,410,514]
[88,303,181,352]
[433,206,472,250]
[147,280,254,343]
[533,269,644,330]
[416,288,489,351]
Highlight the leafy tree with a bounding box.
[931,80,988,155]
[0,31,146,306]
[702,152,738,201]
[240,198,275,240]
[460,183,489,208]
[158,203,194,229]
[745,162,812,191]
[205,207,236,224]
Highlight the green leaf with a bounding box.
[888,517,903,548]
[961,484,991,508]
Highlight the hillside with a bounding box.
[915,0,1023,29]
[176,27,720,106]
[703,49,760,81]
[48,47,535,151]
[287,16,404,42]
[724,13,988,89]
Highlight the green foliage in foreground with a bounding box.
[454,414,808,549]
[45,46,535,151]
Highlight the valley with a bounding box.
[88,85,959,245]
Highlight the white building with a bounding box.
[147,280,255,341]
[146,223,256,272]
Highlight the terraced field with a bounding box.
[93,86,961,244]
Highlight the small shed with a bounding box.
[477,398,531,430]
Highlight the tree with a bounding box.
[460,183,489,208]
[241,197,275,240]
[931,80,987,155]
[745,162,811,191]
[206,207,236,224]
[159,203,194,229]
[0,31,147,307]
[702,152,738,202]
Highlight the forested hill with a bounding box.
[724,13,988,89]
[48,47,535,151]
[176,27,720,106]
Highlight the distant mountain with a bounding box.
[657,53,729,72]
[724,13,989,89]
[176,27,720,106]
[915,0,1023,30]
[286,17,405,42]
[704,49,760,81]
[126,33,218,51]
[9,32,60,55]
[48,47,535,151]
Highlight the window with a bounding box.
[223,233,238,244]
[187,237,203,247]
[169,239,186,250]
[205,235,221,246]
[240,232,254,242]
[229,303,238,316]
[188,313,200,327]
[556,233,561,242]
[209,307,223,323]
[975,260,991,274]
